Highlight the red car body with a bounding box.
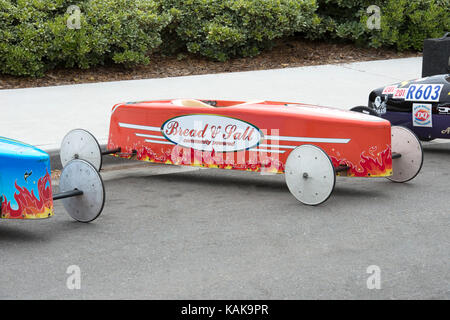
[107,99,393,178]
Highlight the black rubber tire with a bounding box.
[350,106,379,117]
[418,137,435,142]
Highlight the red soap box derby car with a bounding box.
[61,99,423,205]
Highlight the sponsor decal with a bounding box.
[405,84,443,102]
[382,85,397,95]
[373,96,387,114]
[412,103,432,127]
[437,106,450,115]
[442,127,450,135]
[161,114,261,152]
[392,87,407,99]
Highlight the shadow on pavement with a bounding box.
[0,224,44,242]
[114,169,288,192]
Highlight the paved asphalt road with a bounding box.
[0,142,448,299]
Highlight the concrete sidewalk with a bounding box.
[0,57,422,151]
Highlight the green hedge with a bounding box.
[0,0,448,76]
[157,0,318,61]
[364,0,450,50]
[312,0,450,50]
[0,0,170,76]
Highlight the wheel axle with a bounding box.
[101,147,121,156]
[53,189,83,201]
[335,165,350,173]
[392,152,402,159]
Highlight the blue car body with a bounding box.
[0,137,53,219]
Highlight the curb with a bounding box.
[48,144,131,171]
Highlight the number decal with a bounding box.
[382,85,397,95]
[405,84,443,102]
[431,86,441,100]
[415,86,423,100]
[392,88,407,99]
[423,85,431,100]
[406,86,416,100]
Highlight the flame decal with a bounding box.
[331,145,392,177]
[1,171,53,219]
[111,141,285,173]
[110,141,391,177]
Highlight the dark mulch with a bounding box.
[0,39,421,90]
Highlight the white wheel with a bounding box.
[59,159,105,222]
[387,126,423,183]
[285,145,335,206]
[60,129,102,171]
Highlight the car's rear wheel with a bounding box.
[388,126,423,183]
[60,128,102,171]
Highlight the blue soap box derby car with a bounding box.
[352,74,450,141]
[0,136,105,223]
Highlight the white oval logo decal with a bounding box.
[161,114,262,152]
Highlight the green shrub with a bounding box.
[312,0,450,50]
[157,0,319,61]
[0,0,448,77]
[0,0,170,76]
[364,0,450,50]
